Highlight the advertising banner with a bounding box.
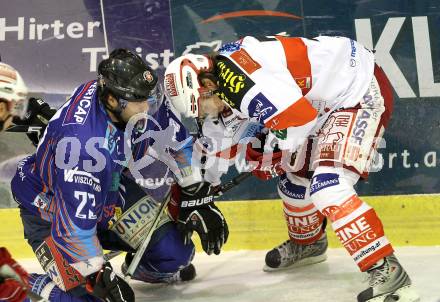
[0,0,439,206]
[0,0,173,95]
[169,0,440,197]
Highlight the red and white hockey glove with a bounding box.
[245,142,284,180]
[0,247,29,302]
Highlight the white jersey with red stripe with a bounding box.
[194,109,263,185]
[215,35,375,152]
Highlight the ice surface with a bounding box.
[20,247,440,302]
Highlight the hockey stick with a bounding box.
[214,171,252,196]
[123,190,172,281]
[5,124,43,134]
[27,290,48,302]
[103,250,124,261]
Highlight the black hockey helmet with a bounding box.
[98,48,159,102]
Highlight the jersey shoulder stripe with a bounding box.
[275,36,312,95]
[265,96,317,130]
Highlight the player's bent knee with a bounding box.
[140,224,195,274]
[309,166,359,213]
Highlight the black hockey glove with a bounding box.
[177,182,229,255]
[13,97,57,146]
[85,262,134,302]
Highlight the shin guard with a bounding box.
[278,173,325,245]
[310,168,394,271]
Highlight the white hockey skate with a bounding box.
[263,233,328,272]
[357,254,420,302]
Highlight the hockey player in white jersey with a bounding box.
[164,35,420,302]
[0,62,29,132]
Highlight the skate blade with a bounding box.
[263,253,327,272]
[367,285,420,302]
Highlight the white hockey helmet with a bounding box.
[0,63,28,119]
[163,54,213,118]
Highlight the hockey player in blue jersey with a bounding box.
[10,49,229,301]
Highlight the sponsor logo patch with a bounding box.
[111,196,170,249]
[351,110,371,145]
[286,211,323,239]
[271,129,287,140]
[335,209,382,256]
[64,167,101,192]
[215,56,255,109]
[322,195,363,221]
[105,121,118,154]
[164,73,178,97]
[230,48,261,74]
[143,70,154,83]
[310,173,340,195]
[181,196,214,208]
[248,92,277,122]
[218,41,242,54]
[349,39,357,67]
[295,77,311,89]
[278,174,306,199]
[33,194,49,209]
[63,81,97,125]
[186,71,193,89]
[318,113,353,161]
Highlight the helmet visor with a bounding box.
[117,84,164,115]
[146,83,164,115]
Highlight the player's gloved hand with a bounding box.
[0,247,29,302]
[245,133,284,180]
[86,262,134,302]
[176,182,229,255]
[13,97,57,146]
[0,278,27,302]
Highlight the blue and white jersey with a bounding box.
[12,80,128,264]
[11,81,195,269]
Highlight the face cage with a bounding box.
[146,83,164,115]
[0,97,28,119]
[196,87,222,119]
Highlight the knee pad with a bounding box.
[34,237,87,292]
[135,225,195,282]
[309,166,360,211]
[309,166,394,271]
[278,173,325,244]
